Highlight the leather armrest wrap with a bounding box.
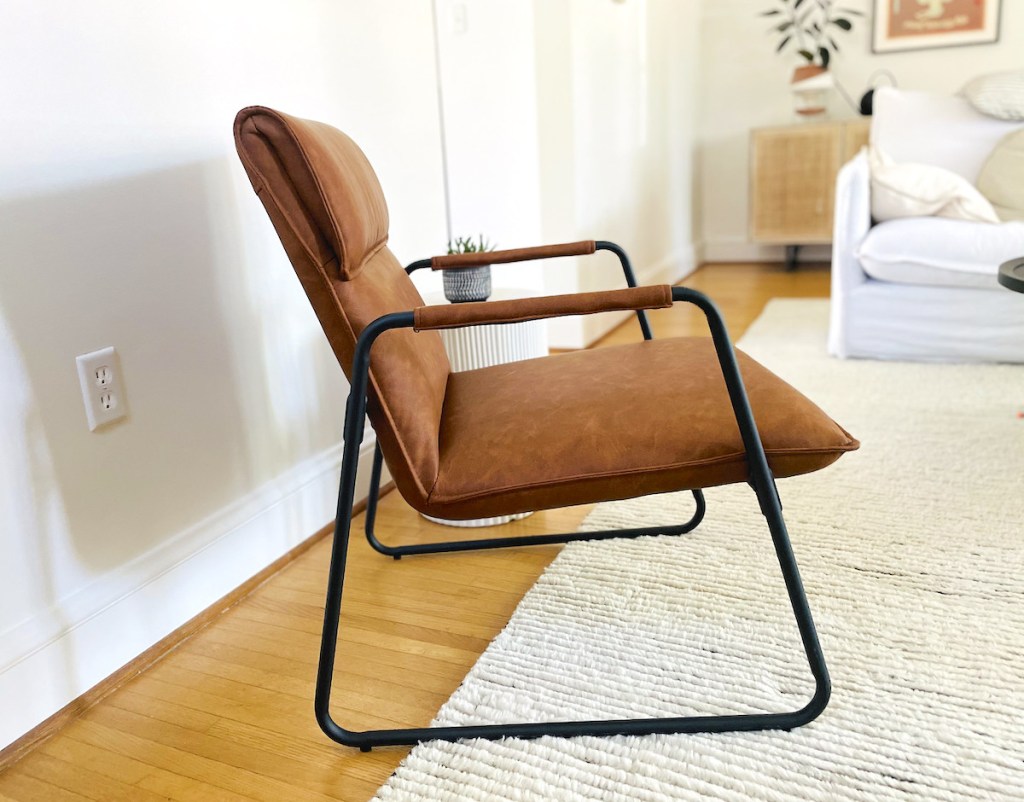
[413,285,673,332]
[430,240,596,270]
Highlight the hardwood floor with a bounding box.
[0,262,829,802]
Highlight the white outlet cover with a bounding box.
[76,347,128,431]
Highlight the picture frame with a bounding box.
[872,0,1002,53]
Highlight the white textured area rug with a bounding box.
[372,299,1024,801]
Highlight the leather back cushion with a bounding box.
[234,106,449,503]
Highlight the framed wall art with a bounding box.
[872,0,1002,53]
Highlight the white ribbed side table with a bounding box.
[424,289,548,528]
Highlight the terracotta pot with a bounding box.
[791,64,832,117]
[791,64,827,84]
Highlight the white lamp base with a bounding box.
[424,289,549,528]
[422,511,533,528]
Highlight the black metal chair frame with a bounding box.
[314,244,830,751]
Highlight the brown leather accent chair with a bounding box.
[233,106,858,752]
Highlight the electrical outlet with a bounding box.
[94,365,113,387]
[76,347,128,431]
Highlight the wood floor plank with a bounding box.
[17,753,168,802]
[64,719,303,802]
[73,710,377,802]
[107,682,401,788]
[272,563,533,609]
[0,263,829,801]
[40,737,152,786]
[0,774,91,802]
[258,585,514,638]
[39,736,254,802]
[234,597,494,654]
[184,636,462,698]
[136,665,424,732]
[164,649,451,711]
[201,620,480,683]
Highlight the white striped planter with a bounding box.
[426,293,548,528]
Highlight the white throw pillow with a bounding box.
[962,71,1024,121]
[869,147,1000,224]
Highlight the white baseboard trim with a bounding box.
[578,246,698,348]
[700,239,831,264]
[0,436,386,750]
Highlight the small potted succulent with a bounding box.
[443,234,495,303]
[762,0,862,116]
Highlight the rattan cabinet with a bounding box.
[750,120,869,268]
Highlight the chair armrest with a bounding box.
[412,285,672,331]
[405,238,655,340]
[429,240,596,270]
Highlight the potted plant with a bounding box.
[443,234,495,303]
[762,0,862,116]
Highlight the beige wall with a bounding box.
[697,1,1024,262]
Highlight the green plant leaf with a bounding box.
[777,20,793,31]
[777,34,793,52]
[819,46,831,68]
[832,17,852,30]
[449,235,495,255]
[761,9,782,15]
[798,48,814,61]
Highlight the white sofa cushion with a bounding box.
[857,217,1024,289]
[869,147,999,224]
[871,88,1024,183]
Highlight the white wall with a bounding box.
[0,0,704,749]
[0,0,447,748]
[697,0,1024,262]
[537,0,701,347]
[433,0,546,299]
[434,0,701,349]
[567,0,700,344]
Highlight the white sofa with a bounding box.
[828,88,1024,363]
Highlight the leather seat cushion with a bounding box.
[410,337,859,520]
